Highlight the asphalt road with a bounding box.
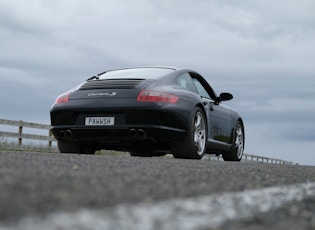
[0,151,315,230]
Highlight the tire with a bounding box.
[80,146,96,155]
[129,151,166,157]
[58,141,95,155]
[222,121,244,161]
[58,140,80,153]
[130,151,151,157]
[172,107,207,159]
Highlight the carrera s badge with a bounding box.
[88,92,117,97]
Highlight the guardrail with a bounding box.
[0,118,295,164]
[208,154,294,165]
[242,153,294,164]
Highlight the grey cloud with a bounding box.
[0,0,315,165]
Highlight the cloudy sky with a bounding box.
[1,0,314,165]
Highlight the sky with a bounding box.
[1,0,314,165]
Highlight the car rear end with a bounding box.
[50,68,191,153]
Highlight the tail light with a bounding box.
[137,90,179,103]
[55,92,70,104]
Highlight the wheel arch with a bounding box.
[196,103,207,118]
[196,103,208,128]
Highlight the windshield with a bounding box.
[98,67,175,80]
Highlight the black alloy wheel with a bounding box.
[222,121,244,161]
[172,107,207,159]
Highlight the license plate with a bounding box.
[85,117,115,126]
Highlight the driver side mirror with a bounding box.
[218,92,233,102]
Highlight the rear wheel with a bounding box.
[222,121,244,161]
[58,141,95,155]
[130,151,151,157]
[172,107,207,159]
[129,151,167,157]
[80,146,96,155]
[58,141,80,153]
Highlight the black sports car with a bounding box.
[50,67,244,161]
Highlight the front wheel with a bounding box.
[222,121,244,161]
[172,107,207,159]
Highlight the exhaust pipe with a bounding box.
[129,129,147,139]
[129,129,138,138]
[65,130,72,138]
[137,129,146,139]
[59,130,66,139]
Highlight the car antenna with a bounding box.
[87,70,108,81]
[87,75,99,81]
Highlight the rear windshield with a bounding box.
[98,68,175,80]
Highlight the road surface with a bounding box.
[0,151,314,229]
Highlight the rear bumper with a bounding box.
[50,97,193,151]
[51,124,186,143]
[50,98,192,131]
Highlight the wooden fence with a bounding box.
[0,118,295,164]
[0,118,56,151]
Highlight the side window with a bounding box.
[176,73,198,93]
[192,78,211,98]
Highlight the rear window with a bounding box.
[98,68,175,80]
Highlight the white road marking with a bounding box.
[2,182,315,230]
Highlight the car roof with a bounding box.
[101,66,196,72]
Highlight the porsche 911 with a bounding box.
[50,67,245,161]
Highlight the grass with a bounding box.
[0,138,292,164]
[95,150,128,156]
[0,137,129,156]
[0,138,217,159]
[0,137,59,153]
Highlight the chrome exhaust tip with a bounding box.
[59,130,66,139]
[129,129,138,138]
[137,129,146,139]
[65,130,72,138]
